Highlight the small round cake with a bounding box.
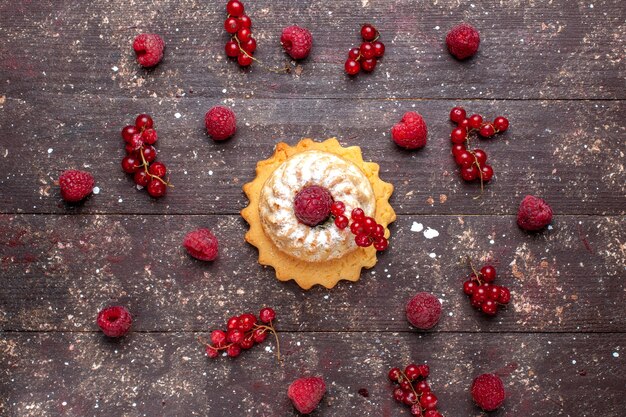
[242,138,395,289]
[259,150,375,262]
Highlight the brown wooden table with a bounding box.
[1,1,625,416]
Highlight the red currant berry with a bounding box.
[226,344,241,357]
[142,145,157,163]
[348,47,361,60]
[206,345,219,358]
[210,330,227,345]
[227,316,240,330]
[121,125,139,143]
[472,149,487,166]
[393,388,404,402]
[238,52,253,67]
[350,221,364,235]
[487,285,501,301]
[372,224,385,238]
[498,287,511,304]
[493,116,509,132]
[239,15,251,29]
[451,127,467,144]
[373,236,388,251]
[458,118,470,130]
[121,155,140,173]
[334,214,349,229]
[415,380,430,394]
[372,41,385,57]
[468,114,483,129]
[252,328,267,343]
[259,307,276,323]
[388,367,402,382]
[403,391,418,406]
[360,42,376,59]
[361,58,377,72]
[227,328,244,344]
[224,17,240,34]
[480,265,496,282]
[480,165,494,182]
[133,170,150,187]
[471,295,483,308]
[463,280,477,295]
[420,393,438,410]
[148,161,167,178]
[410,404,422,416]
[126,134,144,152]
[226,0,245,17]
[238,313,257,332]
[481,299,498,315]
[404,364,420,381]
[450,106,466,123]
[355,233,372,247]
[147,178,167,197]
[400,379,412,392]
[240,338,254,350]
[351,208,365,221]
[472,286,488,304]
[361,24,377,41]
[451,144,467,158]
[142,128,158,145]
[330,201,345,216]
[135,114,153,130]
[345,59,360,75]
[461,164,480,181]
[479,123,496,138]
[225,40,239,57]
[242,38,256,54]
[362,217,376,233]
[455,150,473,168]
[237,27,251,42]
[417,364,429,378]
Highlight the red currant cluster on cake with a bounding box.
[223,0,256,67]
[331,203,389,251]
[388,364,443,417]
[120,114,171,198]
[449,106,509,184]
[202,307,280,360]
[344,24,385,75]
[463,260,511,316]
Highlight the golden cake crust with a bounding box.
[241,138,396,289]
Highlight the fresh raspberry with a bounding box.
[293,185,333,227]
[287,377,326,414]
[281,25,313,60]
[446,23,480,60]
[517,195,553,231]
[405,292,441,330]
[183,228,219,261]
[133,33,165,67]
[59,169,94,203]
[391,111,428,149]
[205,106,237,141]
[97,305,132,337]
[471,373,506,411]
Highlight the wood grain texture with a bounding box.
[0,97,624,215]
[1,332,624,417]
[0,0,624,100]
[2,214,623,332]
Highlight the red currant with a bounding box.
[240,338,254,350]
[121,155,140,173]
[238,52,253,67]
[121,125,139,142]
[455,150,473,168]
[135,114,153,130]
[420,393,438,410]
[345,59,360,75]
[451,127,467,144]
[373,236,388,251]
[351,208,365,221]
[147,178,167,197]
[498,287,511,304]
[473,149,487,166]
[252,328,267,343]
[468,114,483,129]
[334,215,349,229]
[227,328,244,344]
[403,391,418,406]
[463,280,477,295]
[361,58,376,72]
[479,123,496,138]
[226,0,245,17]
[480,165,494,181]
[410,404,422,416]
[362,217,376,233]
[450,106,466,123]
[224,17,240,34]
[487,285,501,300]
[227,344,241,357]
[415,380,430,394]
[148,161,167,177]
[227,316,240,330]
[210,330,227,345]
[133,170,150,187]
[238,313,257,332]
[388,367,402,382]
[355,233,372,247]
[372,224,385,238]
[330,201,345,216]
[451,144,466,158]
[372,41,385,57]
[142,128,158,145]
[237,27,251,42]
[480,265,496,282]
[350,221,364,235]
[239,15,251,29]
[481,299,498,315]
[393,388,404,402]
[360,42,376,59]
[142,145,157,163]
[472,286,488,304]
[493,116,509,132]
[417,364,429,378]
[461,165,479,181]
[206,345,219,358]
[242,38,256,54]
[361,24,377,41]
[225,40,239,57]
[405,364,420,381]
[259,307,276,323]
[348,47,361,60]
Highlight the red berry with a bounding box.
[97,305,132,338]
[211,330,226,345]
[400,379,412,392]
[355,233,372,247]
[238,313,257,332]
[360,42,376,59]
[391,112,428,149]
[334,215,349,229]
[446,23,480,60]
[473,286,488,304]
[351,208,365,221]
[451,144,466,158]
[237,27,251,42]
[240,338,254,350]
[183,228,218,261]
[487,285,501,301]
[388,367,401,382]
[59,169,94,203]
[362,217,377,233]
[133,170,150,187]
[471,149,486,166]
[122,125,139,142]
[281,25,313,60]
[227,344,241,358]
[224,17,240,34]
[350,221,365,235]
[410,404,423,416]
[287,377,326,415]
[472,373,506,411]
[239,15,252,29]
[226,0,244,17]
[225,40,239,57]
[480,165,494,182]
[479,123,496,138]
[417,364,430,378]
[238,52,253,67]
[403,391,418,406]
[294,185,333,227]
[148,161,167,178]
[481,299,498,315]
[415,380,430,394]
[420,393,438,410]
[406,292,442,330]
[468,114,483,129]
[345,59,360,75]
[227,316,240,330]
[330,201,345,216]
[517,195,553,231]
[480,265,496,282]
[205,106,237,141]
[458,118,470,129]
[405,364,420,381]
[373,236,388,251]
[348,47,361,60]
[361,58,377,72]
[133,34,165,68]
[147,178,167,197]
[461,164,480,181]
[463,280,477,295]
[142,128,158,145]
[454,150,473,168]
[393,388,404,402]
[259,307,276,323]
[121,155,140,173]
[206,345,219,358]
[125,133,143,153]
[372,41,385,57]
[451,127,467,144]
[493,116,509,132]
[498,287,511,304]
[242,38,256,54]
[142,145,157,163]
[361,24,377,41]
[227,328,244,344]
[135,114,153,130]
[372,224,385,238]
[252,328,267,343]
[450,106,466,123]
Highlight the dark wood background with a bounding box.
[1,0,624,416]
